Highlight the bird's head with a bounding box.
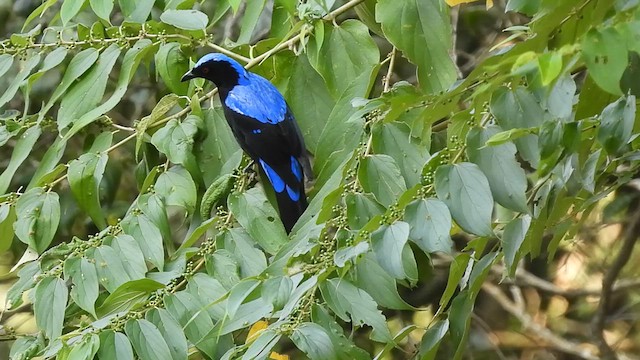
[181,53,248,88]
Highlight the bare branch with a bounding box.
[591,210,640,360]
[482,282,599,360]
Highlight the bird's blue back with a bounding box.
[225,73,287,124]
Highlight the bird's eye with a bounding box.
[202,67,209,74]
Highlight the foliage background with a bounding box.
[0,0,640,359]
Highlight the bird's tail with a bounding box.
[274,185,308,233]
[258,157,308,233]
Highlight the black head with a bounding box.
[181,53,248,89]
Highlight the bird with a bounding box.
[181,53,312,233]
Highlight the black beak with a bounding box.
[181,70,196,82]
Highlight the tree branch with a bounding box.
[590,210,640,360]
[482,282,599,360]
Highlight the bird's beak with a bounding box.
[181,70,196,82]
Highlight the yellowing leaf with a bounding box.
[270,352,289,360]
[246,320,269,343]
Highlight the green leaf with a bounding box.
[118,0,154,22]
[355,253,414,310]
[228,187,289,254]
[468,251,498,295]
[0,126,41,194]
[155,42,189,95]
[449,291,474,360]
[0,54,14,80]
[0,53,40,109]
[597,95,635,154]
[200,173,234,219]
[206,250,241,290]
[345,192,385,230]
[228,0,242,13]
[151,116,199,166]
[124,319,173,360]
[29,48,67,87]
[467,126,529,213]
[14,187,60,253]
[440,253,470,308]
[354,0,383,36]
[404,199,453,254]
[372,122,430,187]
[236,0,267,44]
[9,335,44,360]
[34,277,68,339]
[110,234,147,279]
[98,331,134,360]
[138,193,172,245]
[64,39,154,140]
[320,278,391,342]
[155,166,197,214]
[58,44,121,131]
[160,9,209,30]
[6,261,40,310]
[61,0,85,25]
[224,228,268,277]
[186,273,228,318]
[537,52,562,85]
[92,244,134,292]
[136,93,180,159]
[280,54,335,153]
[291,323,335,360]
[90,0,114,21]
[371,221,411,280]
[243,329,281,360]
[120,212,165,271]
[146,309,188,360]
[334,241,369,267]
[547,75,576,119]
[311,304,370,360]
[307,20,379,98]
[490,87,544,168]
[418,320,449,360]
[217,299,273,335]
[64,257,99,317]
[226,279,261,319]
[97,279,164,318]
[505,0,540,15]
[484,127,537,147]
[261,276,293,311]
[313,76,371,180]
[23,0,58,31]
[0,203,16,252]
[68,152,108,228]
[538,120,563,159]
[376,0,457,93]
[37,48,99,125]
[195,108,241,185]
[359,154,407,207]
[163,291,218,358]
[502,215,531,277]
[67,334,100,360]
[435,163,494,237]
[582,27,628,95]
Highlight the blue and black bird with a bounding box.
[181,53,311,233]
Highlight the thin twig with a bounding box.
[383,47,397,93]
[482,282,599,360]
[496,266,640,298]
[591,210,640,360]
